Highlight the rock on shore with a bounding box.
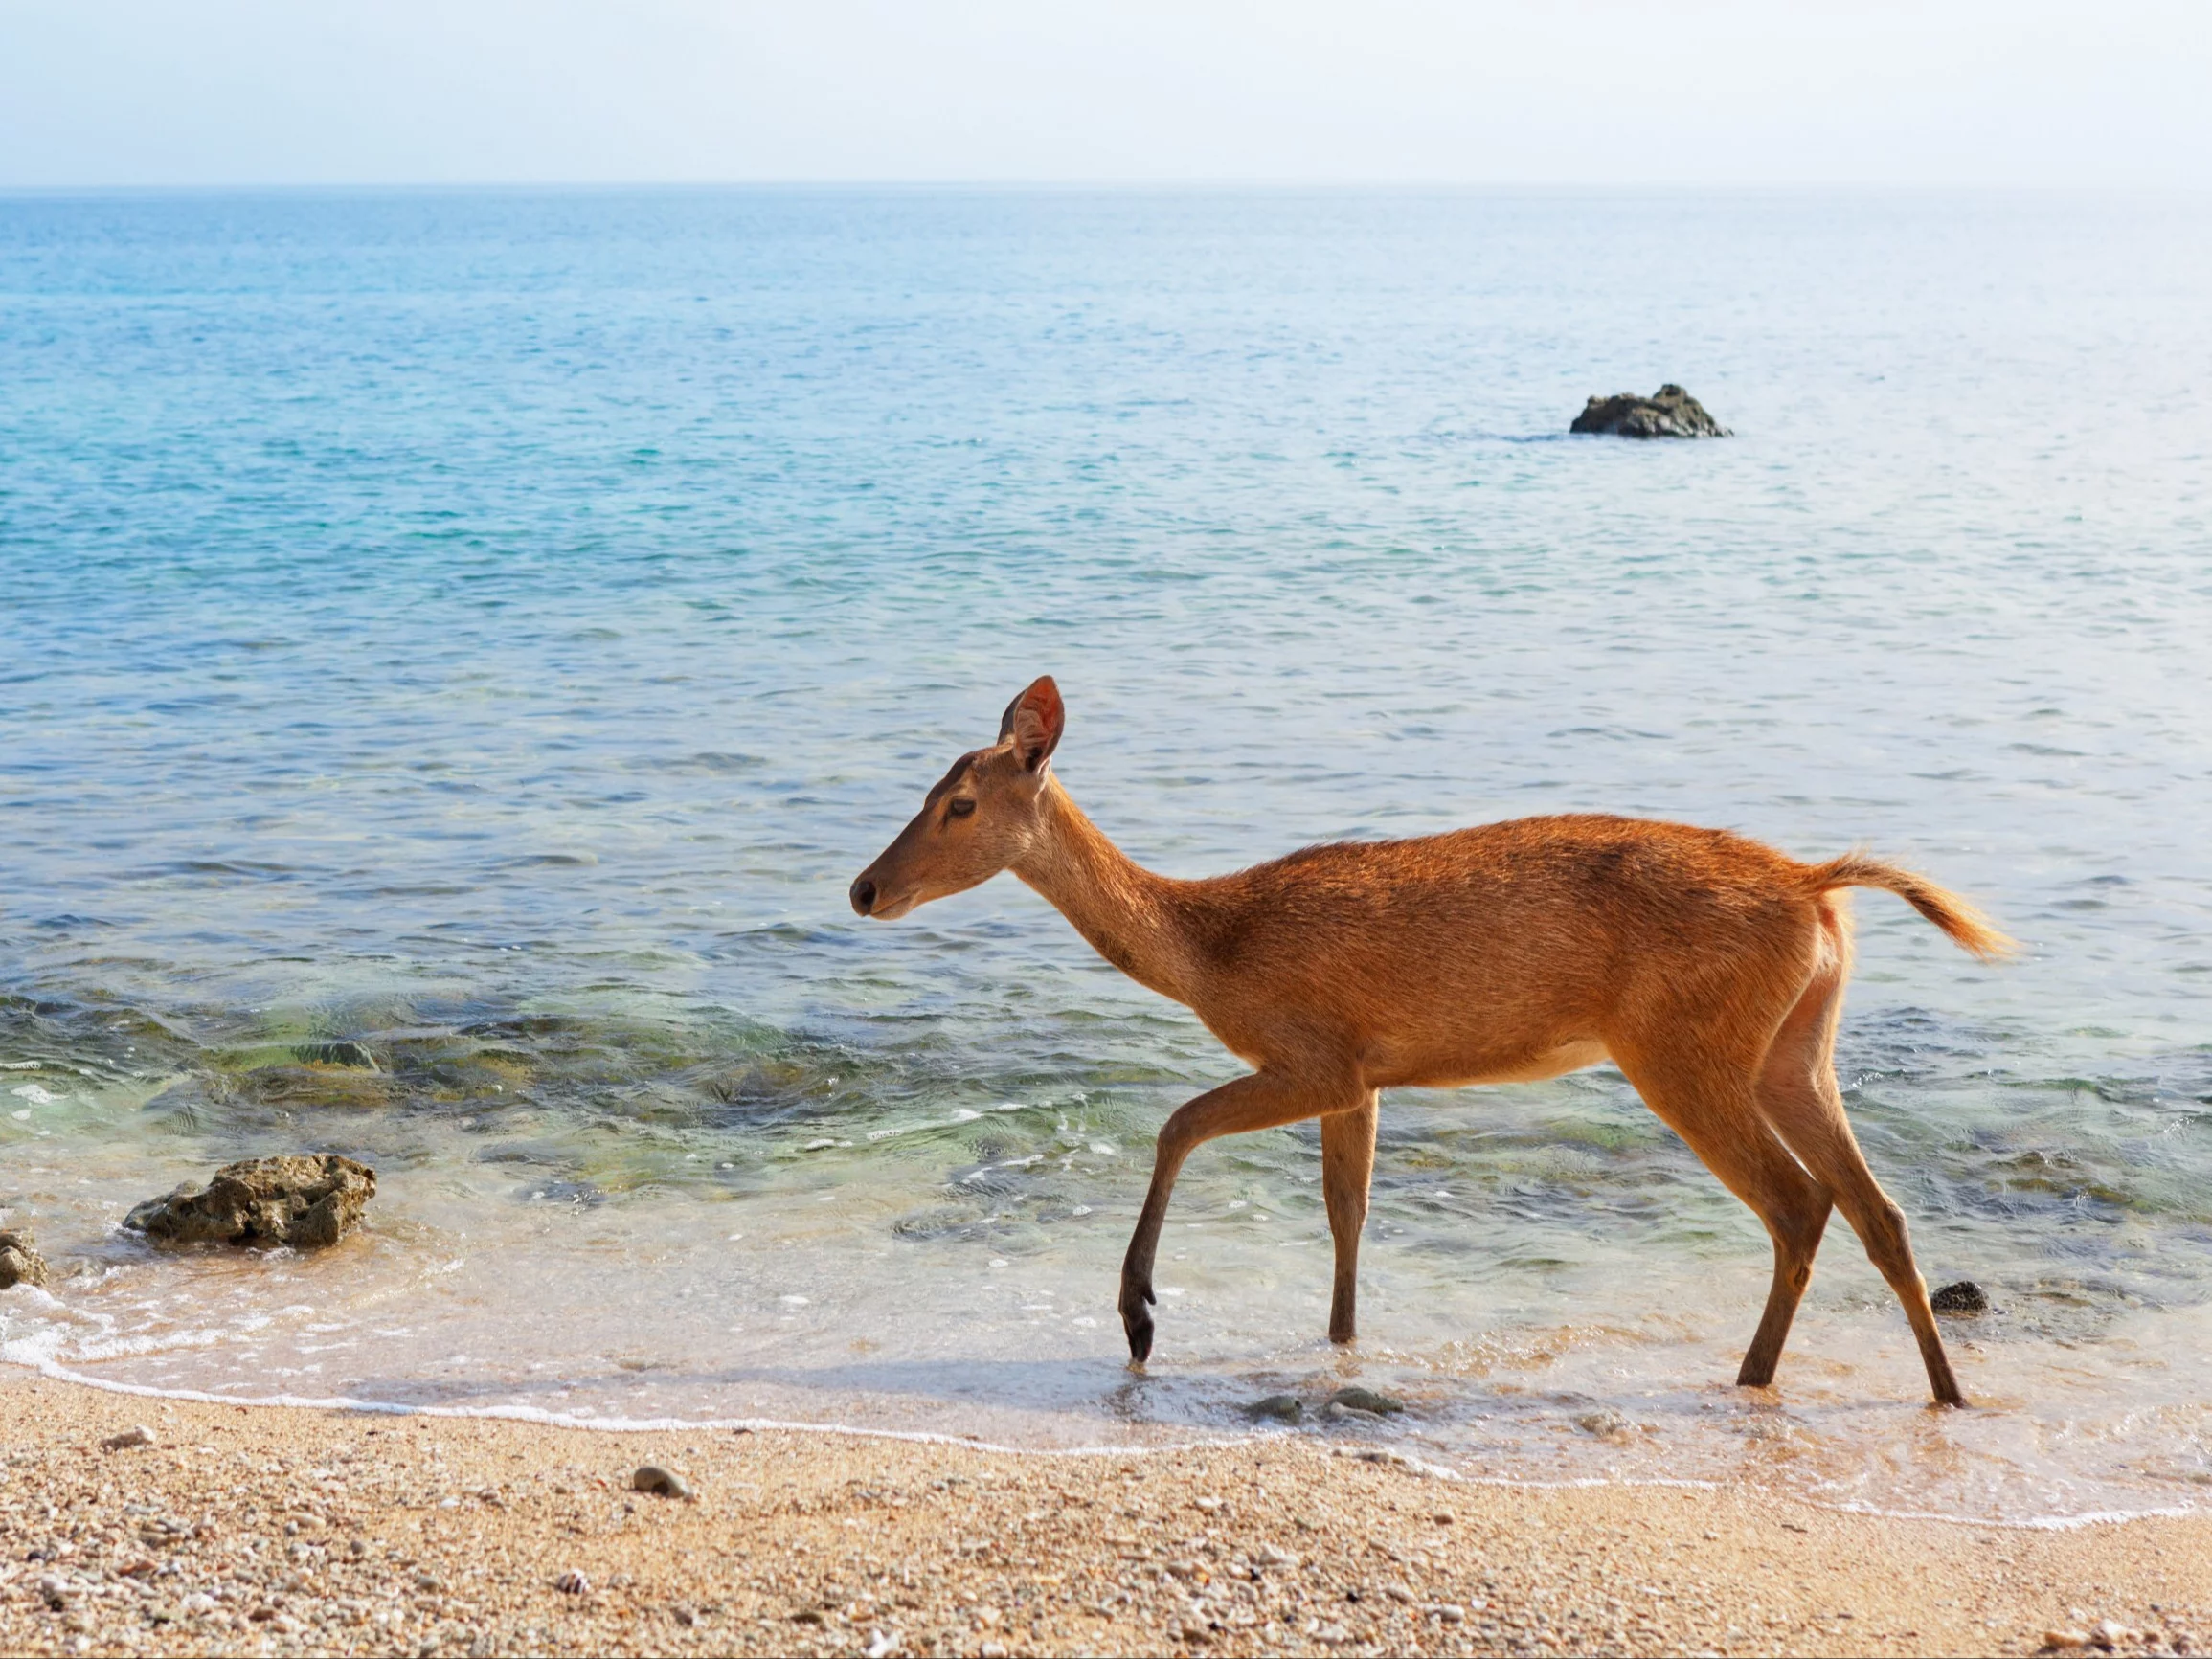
[1570,384,1730,438]
[123,1154,376,1248]
[0,1227,48,1289]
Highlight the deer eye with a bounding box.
[947,797,977,818]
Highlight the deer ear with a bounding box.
[997,676,1064,773]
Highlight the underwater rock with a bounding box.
[1571,1406,1631,1439]
[1328,1386,1405,1416]
[1570,384,1730,438]
[1930,1280,1990,1314]
[123,1154,375,1248]
[291,1040,378,1069]
[0,1228,49,1289]
[1243,1394,1303,1424]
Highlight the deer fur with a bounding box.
[850,677,2013,1405]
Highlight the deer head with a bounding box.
[849,677,1065,920]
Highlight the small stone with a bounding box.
[102,1424,157,1451]
[1572,1407,1629,1438]
[1256,1544,1300,1569]
[555,1569,590,1595]
[2094,1620,2137,1649]
[1931,1280,1991,1314]
[1193,1495,1224,1513]
[1328,1386,1404,1416]
[1243,1394,1302,1423]
[1432,1510,1455,1524]
[2043,1630,2091,1651]
[0,1228,50,1289]
[671,1604,696,1626]
[980,1645,1011,1659]
[631,1464,694,1499]
[1427,1603,1468,1625]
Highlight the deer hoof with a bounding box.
[1124,1309,1154,1362]
[1119,1278,1156,1361]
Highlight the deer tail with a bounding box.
[1804,852,2017,962]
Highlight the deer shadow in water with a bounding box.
[850,678,2012,1406]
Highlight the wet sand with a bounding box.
[0,1368,2202,1657]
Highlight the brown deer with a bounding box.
[849,677,2012,1405]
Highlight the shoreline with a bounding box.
[3,1367,2204,1657]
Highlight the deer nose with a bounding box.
[850,877,877,916]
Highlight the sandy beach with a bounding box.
[0,1368,2202,1658]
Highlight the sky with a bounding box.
[2,0,2208,189]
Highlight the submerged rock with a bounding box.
[0,1229,50,1289]
[1930,1279,1991,1314]
[1243,1394,1303,1424]
[1328,1386,1405,1417]
[1570,384,1730,438]
[123,1154,375,1249]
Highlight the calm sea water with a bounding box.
[4,188,2211,1520]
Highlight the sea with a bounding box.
[3,187,2209,1524]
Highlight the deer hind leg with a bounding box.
[1320,1091,1380,1344]
[1755,908,1966,1406]
[1608,1042,1834,1392]
[1120,1065,1363,1363]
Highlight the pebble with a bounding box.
[555,1568,591,1595]
[2043,1629,2091,1650]
[1328,1386,1404,1416]
[101,1424,156,1451]
[1931,1280,1992,1314]
[633,1464,695,1499]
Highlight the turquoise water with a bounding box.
[4,188,2212,1519]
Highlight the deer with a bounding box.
[848,677,2013,1406]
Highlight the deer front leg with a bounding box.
[1320,1091,1379,1343]
[1121,1065,1362,1363]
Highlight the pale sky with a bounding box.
[2,0,2207,189]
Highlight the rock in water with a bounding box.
[1243,1394,1304,1424]
[1930,1279,1991,1314]
[1328,1386,1405,1416]
[0,1228,49,1289]
[1570,384,1730,438]
[123,1155,375,1248]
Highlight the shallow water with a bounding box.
[4,188,2211,1521]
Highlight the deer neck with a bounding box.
[1011,776,1200,1006]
